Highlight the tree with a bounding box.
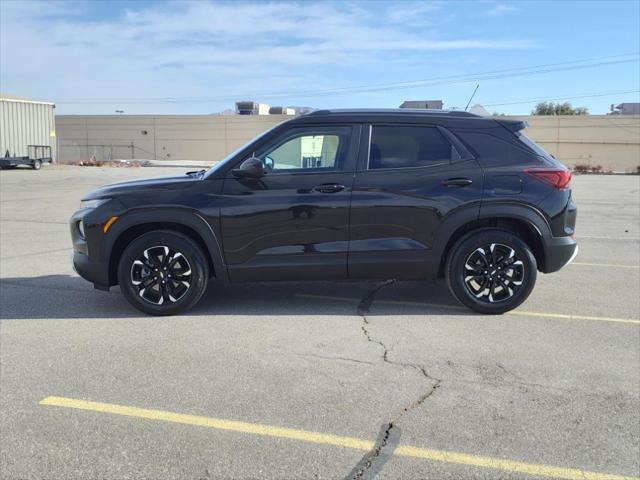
[532,102,589,115]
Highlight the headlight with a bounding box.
[80,198,109,209]
[77,221,85,239]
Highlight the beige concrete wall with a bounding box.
[55,115,286,163]
[505,115,640,172]
[56,114,640,172]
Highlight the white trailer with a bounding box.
[0,94,56,170]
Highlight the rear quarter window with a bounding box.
[515,132,554,160]
[451,129,538,168]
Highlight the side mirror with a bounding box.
[232,157,266,179]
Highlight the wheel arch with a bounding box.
[434,203,551,276]
[105,208,227,286]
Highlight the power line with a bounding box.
[55,52,640,104]
[465,89,640,108]
[58,52,639,102]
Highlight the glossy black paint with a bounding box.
[70,109,577,290]
[348,155,484,278]
[221,170,355,281]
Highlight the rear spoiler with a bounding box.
[496,119,528,132]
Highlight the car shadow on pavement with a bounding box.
[0,274,468,320]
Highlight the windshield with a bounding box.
[204,123,282,178]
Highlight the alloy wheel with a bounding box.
[130,245,192,305]
[463,243,525,303]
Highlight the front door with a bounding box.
[349,123,484,279]
[221,124,360,282]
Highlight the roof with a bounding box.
[0,93,55,106]
[287,108,503,130]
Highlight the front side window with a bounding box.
[369,125,453,170]
[258,126,351,172]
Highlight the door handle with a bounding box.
[442,178,473,187]
[314,183,345,193]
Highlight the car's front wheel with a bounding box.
[445,228,537,314]
[118,230,209,315]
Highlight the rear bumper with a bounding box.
[73,251,110,290]
[540,235,578,273]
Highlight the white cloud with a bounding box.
[483,4,518,17]
[0,0,530,112]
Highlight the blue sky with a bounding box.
[1,0,638,115]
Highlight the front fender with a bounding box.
[103,206,227,284]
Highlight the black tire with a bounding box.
[445,228,537,314]
[32,159,42,170]
[118,230,209,315]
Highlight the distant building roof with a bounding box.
[0,93,55,106]
[235,101,270,115]
[469,104,491,116]
[399,100,443,109]
[614,103,640,115]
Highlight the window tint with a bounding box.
[259,126,351,172]
[516,131,554,160]
[452,130,536,168]
[369,125,452,170]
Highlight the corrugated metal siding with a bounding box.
[0,99,56,161]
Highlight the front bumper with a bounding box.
[69,202,124,291]
[73,251,110,290]
[540,235,578,273]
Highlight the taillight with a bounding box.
[524,168,571,189]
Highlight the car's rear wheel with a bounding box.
[118,230,208,315]
[445,228,537,314]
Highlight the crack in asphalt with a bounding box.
[345,280,442,480]
[285,352,376,366]
[344,422,401,480]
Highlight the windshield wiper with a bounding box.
[186,169,206,177]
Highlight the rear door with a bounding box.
[348,123,483,279]
[220,124,360,281]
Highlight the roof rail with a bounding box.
[307,108,480,117]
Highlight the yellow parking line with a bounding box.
[40,396,637,480]
[40,396,373,450]
[394,445,638,480]
[571,262,640,269]
[511,311,640,324]
[579,235,640,241]
[295,294,639,325]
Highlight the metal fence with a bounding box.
[57,143,158,163]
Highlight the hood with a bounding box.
[82,172,201,200]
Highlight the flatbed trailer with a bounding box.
[0,145,52,170]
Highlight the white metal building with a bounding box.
[0,93,57,162]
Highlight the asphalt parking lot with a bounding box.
[1,165,638,480]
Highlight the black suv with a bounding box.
[70,109,577,315]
